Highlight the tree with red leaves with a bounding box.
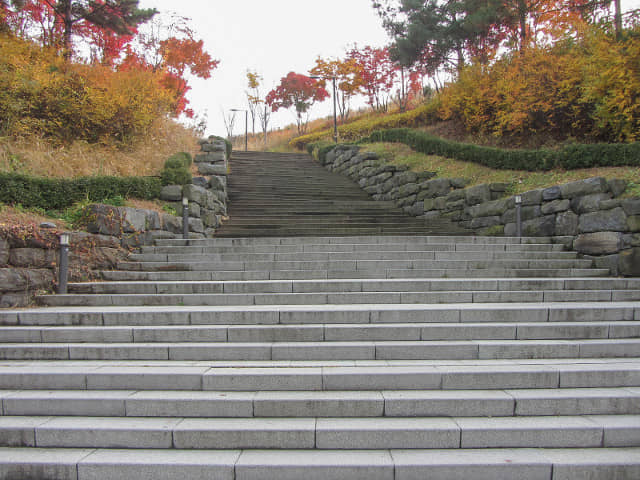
[347,45,396,113]
[122,13,219,118]
[266,72,329,134]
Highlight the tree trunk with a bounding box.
[61,0,73,61]
[614,0,622,39]
[518,0,527,52]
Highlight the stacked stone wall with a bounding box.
[0,231,127,307]
[1,137,231,307]
[319,145,640,276]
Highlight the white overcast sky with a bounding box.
[139,0,640,138]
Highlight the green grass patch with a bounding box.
[363,142,640,196]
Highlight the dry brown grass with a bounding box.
[0,117,199,178]
[0,205,71,230]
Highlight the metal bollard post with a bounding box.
[182,197,190,240]
[58,233,70,294]
[515,195,523,238]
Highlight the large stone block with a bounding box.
[192,177,209,188]
[202,211,221,228]
[627,215,640,232]
[146,211,162,230]
[574,232,623,255]
[570,193,611,214]
[0,268,53,293]
[159,185,182,201]
[86,205,147,235]
[619,247,640,276]
[468,198,510,218]
[608,178,628,197]
[502,205,541,224]
[182,184,208,205]
[120,207,147,233]
[522,215,556,236]
[465,184,491,205]
[195,151,225,163]
[556,211,579,236]
[541,199,570,215]
[160,213,182,234]
[0,238,8,265]
[445,189,466,202]
[209,175,227,190]
[560,177,608,199]
[188,218,205,233]
[9,248,55,268]
[470,216,502,229]
[579,207,628,233]
[622,198,640,216]
[198,163,228,176]
[417,178,451,200]
[521,188,544,206]
[392,183,420,200]
[542,186,561,201]
[201,142,226,152]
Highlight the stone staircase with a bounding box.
[0,233,639,479]
[215,151,468,236]
[0,149,639,478]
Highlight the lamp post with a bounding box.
[310,76,338,143]
[58,233,70,294]
[515,195,523,238]
[182,196,190,240]
[231,109,248,151]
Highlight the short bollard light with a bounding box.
[515,195,523,238]
[182,197,190,240]
[58,233,70,294]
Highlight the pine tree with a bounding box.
[41,0,156,59]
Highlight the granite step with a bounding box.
[0,414,637,450]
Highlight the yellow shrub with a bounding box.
[0,34,175,145]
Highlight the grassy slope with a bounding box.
[365,142,640,197]
[0,118,200,228]
[0,117,199,178]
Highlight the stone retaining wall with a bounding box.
[0,230,128,307]
[87,137,229,244]
[1,138,231,307]
[318,145,640,276]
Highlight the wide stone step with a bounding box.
[127,251,580,262]
[69,278,640,295]
[38,289,640,307]
[0,414,637,449]
[152,235,557,246]
[141,242,567,253]
[0,359,638,391]
[5,302,636,326]
[2,387,639,417]
[114,259,595,272]
[99,267,611,281]
[2,446,639,480]
[1,339,639,361]
[1,322,639,343]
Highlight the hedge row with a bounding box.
[360,129,640,171]
[0,173,162,210]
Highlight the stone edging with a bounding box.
[318,145,640,276]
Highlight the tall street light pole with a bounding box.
[311,76,338,144]
[230,109,248,151]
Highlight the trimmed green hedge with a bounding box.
[360,128,640,171]
[0,173,162,210]
[161,152,192,186]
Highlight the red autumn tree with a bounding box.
[266,72,329,134]
[347,45,396,112]
[122,14,219,117]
